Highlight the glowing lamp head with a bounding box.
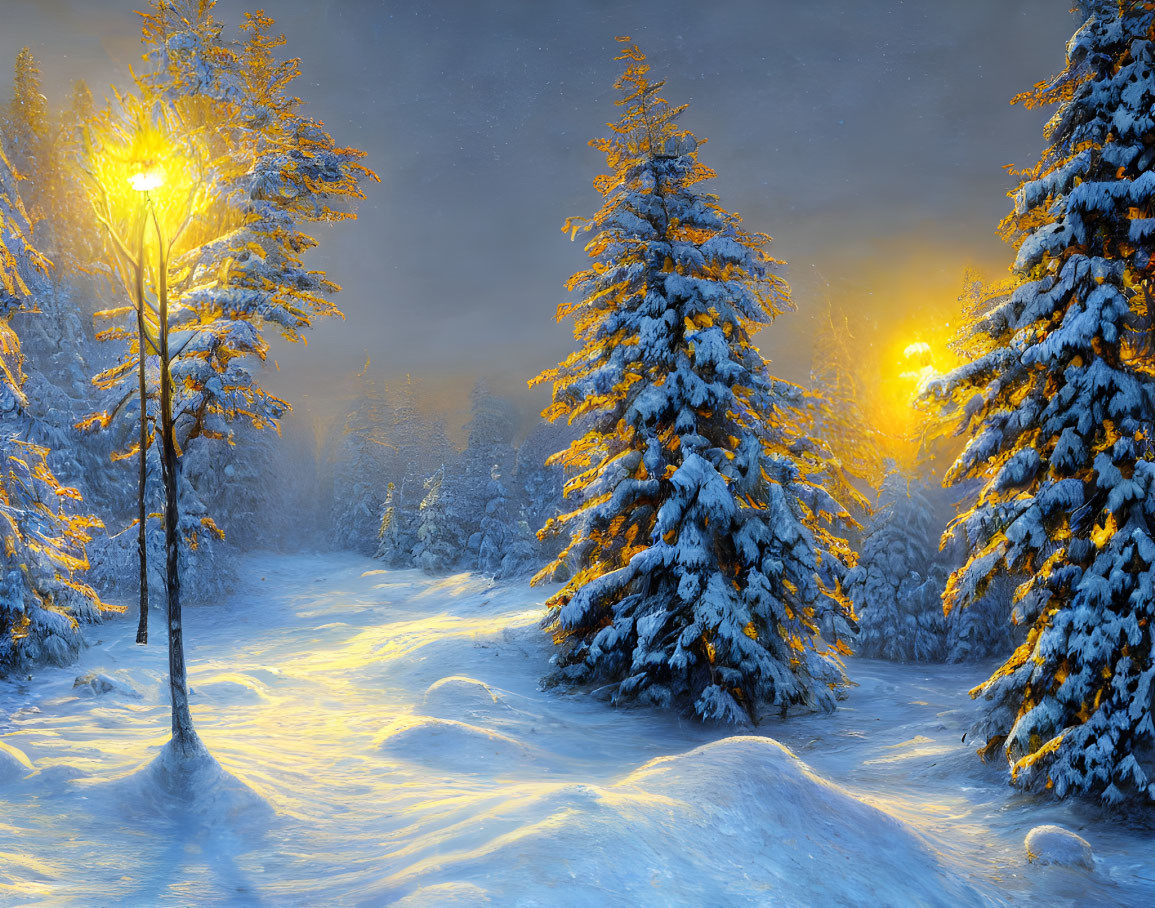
[129,167,164,192]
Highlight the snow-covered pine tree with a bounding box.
[459,382,517,557]
[132,5,374,446]
[498,508,538,579]
[531,39,855,722]
[3,51,95,281]
[0,146,108,674]
[513,420,570,568]
[83,1,373,487]
[930,1,1155,801]
[377,481,412,566]
[845,467,947,663]
[80,3,375,585]
[47,80,102,283]
[1,57,162,626]
[70,3,373,755]
[413,467,465,574]
[934,276,1024,664]
[373,377,454,566]
[462,454,540,580]
[946,572,1021,663]
[329,358,391,554]
[396,381,518,572]
[476,465,511,576]
[145,2,375,564]
[2,64,111,484]
[374,464,423,567]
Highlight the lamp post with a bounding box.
[84,103,206,761]
[128,166,158,647]
[132,163,200,757]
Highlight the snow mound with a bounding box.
[611,736,983,903]
[376,715,540,774]
[1026,825,1094,870]
[194,672,272,704]
[422,676,511,719]
[380,736,983,905]
[0,739,34,784]
[108,737,272,828]
[72,672,140,698]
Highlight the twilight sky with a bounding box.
[1,0,1078,432]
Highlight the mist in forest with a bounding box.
[1,0,1078,436]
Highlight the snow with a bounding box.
[71,672,140,699]
[0,551,1153,904]
[0,738,33,785]
[1025,825,1094,871]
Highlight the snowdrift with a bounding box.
[375,736,983,906]
[3,552,1152,905]
[376,714,546,774]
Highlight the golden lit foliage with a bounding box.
[3,50,102,276]
[0,158,113,665]
[80,5,376,451]
[228,10,378,339]
[0,147,48,300]
[80,91,242,446]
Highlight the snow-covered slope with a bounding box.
[0,553,1151,905]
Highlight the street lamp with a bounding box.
[128,160,164,649]
[129,166,164,193]
[82,98,211,761]
[129,152,202,758]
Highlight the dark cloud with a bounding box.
[1,0,1078,424]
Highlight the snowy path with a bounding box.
[1,552,1152,906]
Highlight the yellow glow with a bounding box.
[129,168,165,192]
[871,320,957,467]
[781,241,995,469]
[899,363,937,387]
[83,97,206,257]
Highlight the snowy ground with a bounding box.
[1,552,1153,906]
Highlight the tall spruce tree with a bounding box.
[377,481,413,566]
[459,382,518,557]
[532,40,855,722]
[933,0,1155,801]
